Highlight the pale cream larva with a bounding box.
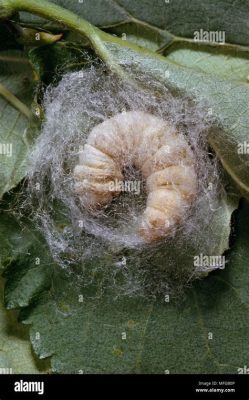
[74,111,197,242]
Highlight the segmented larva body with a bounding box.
[74,111,197,242]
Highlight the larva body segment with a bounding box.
[74,111,197,242]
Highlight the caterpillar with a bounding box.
[74,111,197,242]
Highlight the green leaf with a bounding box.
[164,42,249,83]
[111,0,249,46]
[3,249,53,310]
[0,190,238,373]
[0,201,53,308]
[0,210,33,272]
[18,0,249,52]
[18,200,249,373]
[0,279,49,373]
[19,0,129,29]
[0,49,36,198]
